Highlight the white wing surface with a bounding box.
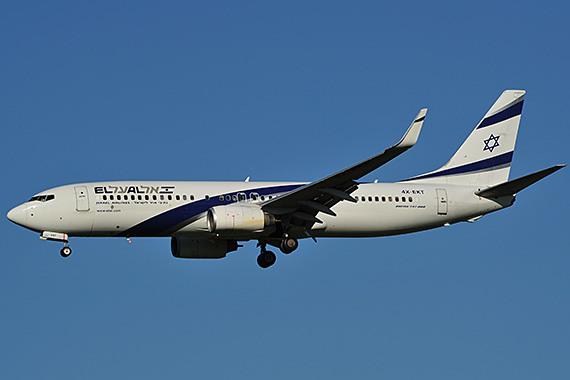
[261,109,427,227]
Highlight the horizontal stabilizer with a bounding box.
[475,165,565,198]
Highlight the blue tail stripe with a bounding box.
[477,100,524,129]
[403,151,514,181]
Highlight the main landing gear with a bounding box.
[280,237,298,254]
[257,244,276,269]
[256,237,299,268]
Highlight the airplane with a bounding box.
[7,90,565,268]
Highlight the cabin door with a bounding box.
[74,186,90,211]
[436,188,448,215]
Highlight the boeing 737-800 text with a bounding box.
[7,90,564,268]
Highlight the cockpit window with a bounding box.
[29,194,55,202]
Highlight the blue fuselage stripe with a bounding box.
[119,184,304,236]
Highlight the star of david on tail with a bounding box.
[483,134,500,152]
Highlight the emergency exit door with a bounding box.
[74,186,90,211]
[436,188,448,215]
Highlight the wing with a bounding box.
[261,109,427,232]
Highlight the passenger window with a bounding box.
[183,195,187,201]
[382,196,386,202]
[190,195,195,200]
[226,195,231,201]
[375,196,379,202]
[131,195,135,201]
[145,195,149,201]
[368,196,372,202]
[103,195,107,201]
[176,195,180,201]
[110,195,114,201]
[153,195,157,201]
[260,196,265,201]
[168,195,172,201]
[205,195,210,200]
[409,197,413,202]
[402,197,406,202]
[160,195,164,201]
[388,196,392,202]
[138,195,142,201]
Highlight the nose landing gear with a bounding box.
[60,245,72,258]
[40,231,72,258]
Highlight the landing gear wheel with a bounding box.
[60,246,72,258]
[280,237,298,254]
[257,250,276,268]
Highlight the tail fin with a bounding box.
[404,90,526,186]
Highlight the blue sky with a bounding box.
[1,1,569,379]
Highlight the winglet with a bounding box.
[392,108,427,150]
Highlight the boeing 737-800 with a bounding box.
[7,90,564,268]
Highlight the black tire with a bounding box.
[280,238,298,254]
[257,250,276,268]
[60,246,72,258]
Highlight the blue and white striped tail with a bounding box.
[404,90,525,187]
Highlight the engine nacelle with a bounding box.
[171,237,238,259]
[207,205,275,233]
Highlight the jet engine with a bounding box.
[171,237,238,259]
[207,205,275,233]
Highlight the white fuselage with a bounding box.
[8,181,514,240]
[7,90,562,267]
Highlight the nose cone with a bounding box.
[7,205,26,227]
